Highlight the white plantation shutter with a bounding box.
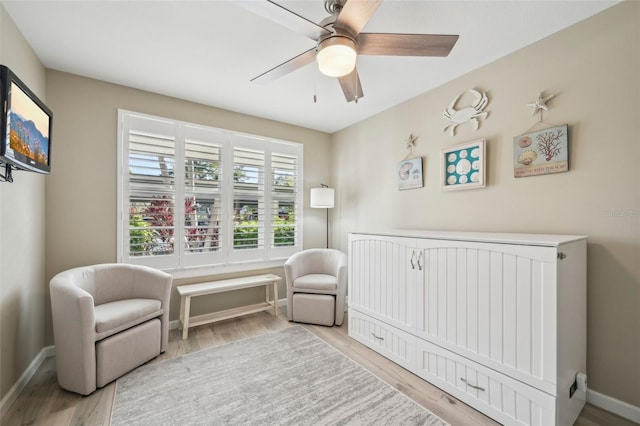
[231,135,266,259]
[182,125,227,267]
[270,145,300,257]
[120,113,179,269]
[118,110,303,272]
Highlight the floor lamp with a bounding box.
[310,184,335,248]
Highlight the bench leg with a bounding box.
[181,295,191,340]
[273,282,279,317]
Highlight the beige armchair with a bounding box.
[50,263,172,395]
[284,249,347,326]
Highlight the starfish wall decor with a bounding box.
[527,91,556,121]
[406,133,418,152]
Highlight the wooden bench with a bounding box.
[177,273,282,339]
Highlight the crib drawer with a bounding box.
[415,338,557,426]
[349,309,416,371]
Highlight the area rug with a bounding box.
[110,326,447,426]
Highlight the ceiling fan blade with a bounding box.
[358,33,459,57]
[338,69,364,102]
[251,47,317,84]
[333,0,382,37]
[237,0,331,40]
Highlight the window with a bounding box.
[118,110,303,272]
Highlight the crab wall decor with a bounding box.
[443,89,489,136]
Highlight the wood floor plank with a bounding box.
[574,403,639,426]
[0,309,633,426]
[68,381,114,426]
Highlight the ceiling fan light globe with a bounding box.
[317,36,357,77]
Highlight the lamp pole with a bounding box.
[325,205,329,249]
[310,184,335,249]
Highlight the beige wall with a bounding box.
[44,70,332,338]
[331,2,639,407]
[0,6,48,402]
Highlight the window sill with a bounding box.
[168,259,287,281]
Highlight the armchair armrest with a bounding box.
[50,275,98,395]
[334,252,348,326]
[129,265,172,305]
[284,251,306,289]
[335,253,348,286]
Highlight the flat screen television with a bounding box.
[0,65,53,174]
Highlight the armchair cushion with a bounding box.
[293,274,337,291]
[94,298,162,341]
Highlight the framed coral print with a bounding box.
[514,124,568,177]
[398,157,423,190]
[441,139,486,191]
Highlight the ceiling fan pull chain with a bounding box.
[354,63,358,104]
[314,62,318,103]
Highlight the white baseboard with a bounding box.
[0,345,55,417]
[169,319,181,330]
[169,297,289,331]
[587,389,640,423]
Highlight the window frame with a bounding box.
[117,109,303,275]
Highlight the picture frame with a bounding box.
[398,157,423,190]
[513,124,568,177]
[441,139,486,191]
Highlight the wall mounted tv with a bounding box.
[0,65,53,175]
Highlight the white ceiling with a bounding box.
[2,0,619,133]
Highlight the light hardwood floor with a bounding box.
[1,310,636,426]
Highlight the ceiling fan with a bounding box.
[242,0,459,103]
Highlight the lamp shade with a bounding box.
[310,187,335,208]
[316,36,357,78]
